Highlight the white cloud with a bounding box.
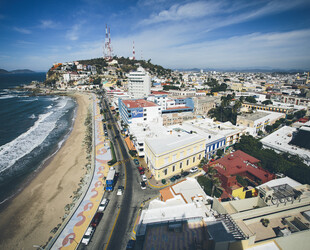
[111,26,310,69]
[13,27,32,34]
[66,24,81,41]
[40,20,57,29]
[141,1,222,25]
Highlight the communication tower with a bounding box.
[104,24,113,60]
[133,41,136,60]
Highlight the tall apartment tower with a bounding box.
[128,66,151,99]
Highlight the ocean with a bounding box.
[0,73,77,206]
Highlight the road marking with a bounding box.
[104,208,121,250]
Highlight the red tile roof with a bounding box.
[122,99,158,108]
[207,150,274,183]
[151,91,169,95]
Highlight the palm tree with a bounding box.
[198,157,208,168]
[206,165,217,179]
[211,177,222,197]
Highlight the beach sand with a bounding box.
[0,92,92,249]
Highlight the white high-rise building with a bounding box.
[128,66,151,99]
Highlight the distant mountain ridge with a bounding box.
[0,69,35,74]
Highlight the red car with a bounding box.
[91,212,103,227]
[138,166,145,175]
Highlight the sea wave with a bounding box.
[0,94,15,100]
[0,97,71,174]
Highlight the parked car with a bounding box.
[98,198,109,212]
[91,212,103,227]
[181,171,189,177]
[126,240,136,249]
[138,166,145,175]
[174,175,181,179]
[170,176,176,182]
[82,226,95,245]
[133,159,139,165]
[190,167,198,173]
[141,174,147,182]
[140,181,146,190]
[117,185,124,195]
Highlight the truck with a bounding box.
[106,167,116,191]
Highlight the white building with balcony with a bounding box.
[127,66,151,99]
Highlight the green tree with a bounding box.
[245,96,257,103]
[216,149,224,157]
[262,100,273,105]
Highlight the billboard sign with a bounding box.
[132,108,143,118]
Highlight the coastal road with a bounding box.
[80,94,158,250]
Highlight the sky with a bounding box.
[0,0,310,71]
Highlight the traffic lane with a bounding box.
[107,160,133,250]
[79,186,123,249]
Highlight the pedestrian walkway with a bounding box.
[50,95,112,250]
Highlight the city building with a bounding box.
[212,179,310,250]
[193,96,220,116]
[236,110,285,136]
[145,129,206,181]
[204,150,275,197]
[162,112,195,126]
[260,126,310,165]
[241,103,293,114]
[118,99,161,125]
[127,66,151,99]
[281,95,310,106]
[135,178,216,249]
[182,119,245,151]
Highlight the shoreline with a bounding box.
[0,92,92,249]
[0,97,77,210]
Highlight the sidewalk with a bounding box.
[49,96,112,250]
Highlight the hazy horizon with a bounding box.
[1,0,310,71]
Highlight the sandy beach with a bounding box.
[0,92,92,249]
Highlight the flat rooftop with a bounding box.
[238,111,268,121]
[122,99,158,108]
[260,126,310,164]
[142,219,208,250]
[146,131,205,156]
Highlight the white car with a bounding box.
[117,186,124,195]
[98,198,109,212]
[140,181,146,190]
[141,174,147,182]
[82,226,95,245]
[190,167,198,173]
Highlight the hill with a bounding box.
[0,69,35,74]
[0,69,9,74]
[78,56,172,76]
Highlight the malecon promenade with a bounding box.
[50,95,112,249]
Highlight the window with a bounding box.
[164,169,167,175]
[164,157,169,164]
[144,118,147,120]
[187,159,189,166]
[198,154,201,160]
[180,162,183,168]
[173,154,177,161]
[180,151,184,157]
[172,165,175,172]
[193,156,195,163]
[187,149,191,155]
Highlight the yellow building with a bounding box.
[145,131,206,181]
[231,186,257,199]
